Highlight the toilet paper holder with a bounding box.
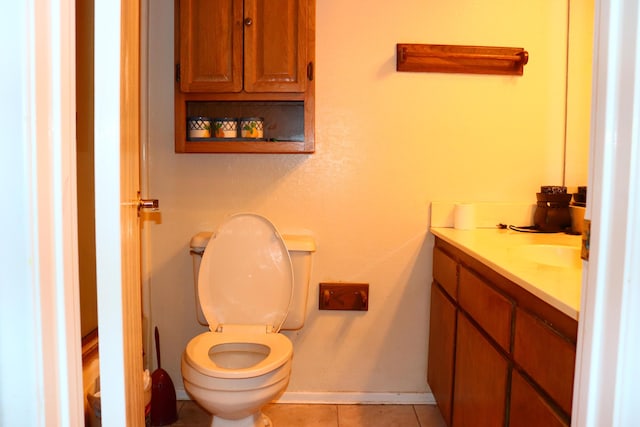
[319,283,369,311]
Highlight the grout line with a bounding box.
[412,404,419,427]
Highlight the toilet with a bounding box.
[182,213,315,427]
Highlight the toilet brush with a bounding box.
[151,326,178,426]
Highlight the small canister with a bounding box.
[213,118,238,138]
[187,117,212,138]
[240,117,264,139]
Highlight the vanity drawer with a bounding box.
[459,266,513,352]
[433,247,457,300]
[513,308,576,416]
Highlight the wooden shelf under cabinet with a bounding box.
[175,95,315,155]
[176,99,313,153]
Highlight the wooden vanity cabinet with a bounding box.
[175,0,315,153]
[428,237,577,427]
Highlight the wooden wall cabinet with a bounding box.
[428,238,578,427]
[175,0,315,153]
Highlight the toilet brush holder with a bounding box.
[151,327,178,426]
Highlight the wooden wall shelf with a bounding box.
[396,43,529,76]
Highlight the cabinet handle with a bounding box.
[307,61,314,81]
[244,17,253,26]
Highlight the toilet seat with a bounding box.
[198,213,294,333]
[184,330,293,379]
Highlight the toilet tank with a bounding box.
[189,231,316,330]
[279,234,316,330]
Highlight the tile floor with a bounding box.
[168,401,447,427]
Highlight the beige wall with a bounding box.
[146,0,574,396]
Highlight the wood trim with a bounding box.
[121,0,145,424]
[82,329,100,361]
[397,43,528,76]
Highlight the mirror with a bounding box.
[564,0,594,190]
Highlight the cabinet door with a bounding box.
[453,314,509,427]
[179,0,243,92]
[513,308,576,416]
[509,370,568,427]
[244,0,309,92]
[427,284,456,426]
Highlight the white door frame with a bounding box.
[94,0,145,425]
[93,0,128,423]
[571,0,640,424]
[0,0,84,425]
[2,0,639,425]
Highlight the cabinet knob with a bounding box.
[244,17,253,26]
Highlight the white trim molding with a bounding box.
[276,391,435,405]
[0,0,83,425]
[572,0,640,424]
[175,388,434,405]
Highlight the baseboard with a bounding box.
[176,388,435,405]
[275,391,435,405]
[176,388,190,401]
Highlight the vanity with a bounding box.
[428,228,581,427]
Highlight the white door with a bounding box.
[571,0,640,424]
[94,1,146,425]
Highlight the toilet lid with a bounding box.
[198,214,293,332]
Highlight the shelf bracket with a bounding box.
[396,43,529,76]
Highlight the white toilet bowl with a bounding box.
[182,214,314,427]
[182,330,293,426]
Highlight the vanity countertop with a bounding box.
[431,227,582,320]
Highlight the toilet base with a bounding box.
[211,412,271,427]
